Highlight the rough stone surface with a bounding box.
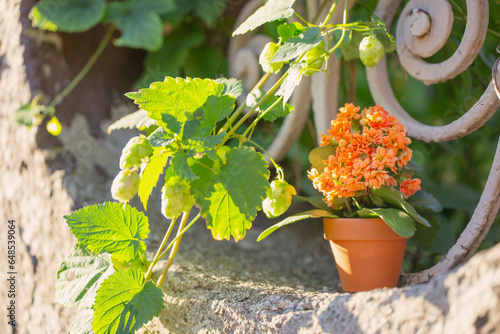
[1,1,500,334]
[133,225,499,334]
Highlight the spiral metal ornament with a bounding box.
[365,0,500,285]
[367,0,500,143]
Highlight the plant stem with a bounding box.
[157,210,191,286]
[49,27,114,108]
[344,197,353,215]
[218,71,288,148]
[219,72,271,134]
[327,0,349,55]
[245,138,281,171]
[321,0,338,27]
[313,0,334,24]
[156,212,201,261]
[144,216,178,281]
[243,95,283,139]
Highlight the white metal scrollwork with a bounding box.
[229,0,500,285]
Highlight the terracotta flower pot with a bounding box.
[324,218,410,293]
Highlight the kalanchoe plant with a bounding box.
[258,104,441,241]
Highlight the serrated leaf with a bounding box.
[126,77,224,129]
[107,109,156,133]
[277,22,307,43]
[215,78,244,99]
[147,127,175,148]
[272,27,322,63]
[356,208,416,238]
[64,202,149,262]
[197,94,235,126]
[30,0,106,33]
[233,0,296,36]
[56,245,114,309]
[371,186,431,227]
[261,95,294,122]
[92,268,164,334]
[191,146,270,241]
[139,148,169,210]
[69,309,94,334]
[171,150,198,181]
[257,209,337,241]
[134,24,205,88]
[277,63,303,104]
[106,0,175,51]
[248,89,293,122]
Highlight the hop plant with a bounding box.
[119,135,153,169]
[259,42,284,74]
[303,42,326,76]
[111,168,139,203]
[359,35,385,67]
[262,180,297,218]
[161,178,195,219]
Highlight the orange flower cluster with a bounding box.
[309,104,421,205]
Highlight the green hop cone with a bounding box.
[119,135,153,169]
[259,42,284,74]
[359,35,385,67]
[303,42,326,76]
[111,168,139,203]
[262,180,297,218]
[161,178,194,219]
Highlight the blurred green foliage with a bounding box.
[288,0,500,271]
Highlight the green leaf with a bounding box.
[107,109,156,133]
[308,145,336,171]
[247,90,293,122]
[411,211,438,250]
[293,195,330,211]
[126,77,224,129]
[64,202,149,262]
[194,0,226,27]
[277,22,307,43]
[55,245,114,310]
[407,190,443,212]
[147,127,175,147]
[215,78,244,99]
[107,0,175,51]
[191,146,270,241]
[92,268,164,334]
[139,148,169,210]
[276,63,303,104]
[233,0,296,36]
[271,27,322,63]
[30,0,106,33]
[134,25,205,88]
[257,209,337,241]
[185,45,227,79]
[431,214,455,254]
[371,186,431,227]
[69,309,94,334]
[356,208,416,238]
[197,94,235,127]
[171,150,198,181]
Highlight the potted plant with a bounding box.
[258,103,440,292]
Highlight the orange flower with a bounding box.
[400,179,421,198]
[310,104,416,206]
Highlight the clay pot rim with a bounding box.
[324,217,410,241]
